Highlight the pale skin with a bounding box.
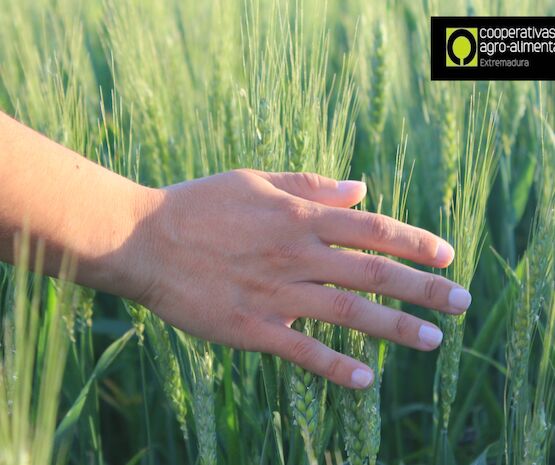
[0,111,472,390]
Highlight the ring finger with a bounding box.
[279,283,444,350]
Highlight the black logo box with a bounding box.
[431,16,555,80]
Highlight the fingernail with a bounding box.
[448,287,472,312]
[419,325,443,348]
[351,368,374,389]
[435,242,455,265]
[338,180,367,196]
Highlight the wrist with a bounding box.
[87,182,167,302]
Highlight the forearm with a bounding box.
[0,111,156,298]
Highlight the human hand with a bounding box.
[0,113,469,389]
[122,169,470,389]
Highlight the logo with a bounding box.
[446,27,478,67]
[432,17,555,80]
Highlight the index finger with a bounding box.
[313,207,454,268]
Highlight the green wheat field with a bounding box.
[0,0,554,464]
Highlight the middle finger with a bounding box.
[309,247,471,314]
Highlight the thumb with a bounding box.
[253,171,367,208]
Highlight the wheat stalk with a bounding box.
[186,339,217,465]
[340,330,381,465]
[436,88,498,432]
[368,21,387,144]
[505,91,555,465]
[0,234,74,465]
[144,313,188,439]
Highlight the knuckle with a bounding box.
[324,357,342,381]
[266,241,303,262]
[297,172,322,192]
[280,197,312,223]
[230,168,253,181]
[395,313,412,338]
[365,214,392,242]
[363,256,389,286]
[332,292,359,323]
[424,276,439,302]
[290,338,316,366]
[229,310,256,350]
[417,235,427,256]
[417,234,435,259]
